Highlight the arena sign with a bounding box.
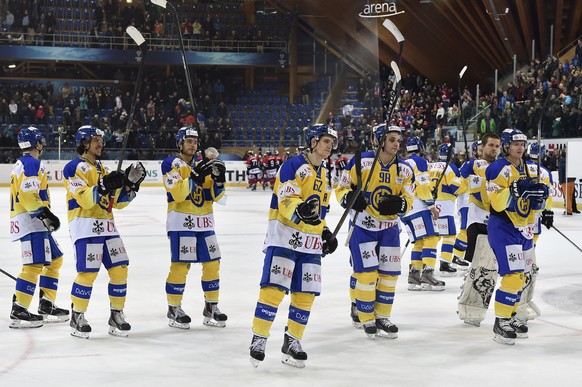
[358,2,405,18]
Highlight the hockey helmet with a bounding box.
[176,126,199,145]
[76,125,104,147]
[406,136,424,152]
[501,129,527,148]
[437,143,451,161]
[528,142,545,160]
[18,126,45,149]
[373,124,402,146]
[305,124,338,150]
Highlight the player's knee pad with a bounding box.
[290,292,315,311]
[75,271,99,287]
[354,271,378,287]
[169,262,190,281]
[202,259,220,280]
[21,264,43,279]
[499,272,525,294]
[46,256,64,272]
[423,235,440,250]
[377,274,397,291]
[259,286,286,308]
[108,265,128,284]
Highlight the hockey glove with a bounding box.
[295,198,321,226]
[98,171,125,195]
[378,194,407,215]
[37,207,60,232]
[341,185,367,212]
[541,209,554,230]
[322,227,338,255]
[509,178,549,200]
[191,157,214,185]
[210,159,227,184]
[124,162,146,192]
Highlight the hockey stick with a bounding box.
[400,239,410,257]
[335,61,402,242]
[457,66,469,156]
[534,87,554,183]
[431,143,454,199]
[150,0,197,117]
[1,268,17,281]
[382,19,405,65]
[551,225,582,253]
[116,26,148,172]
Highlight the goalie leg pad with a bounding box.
[516,249,540,321]
[457,234,497,325]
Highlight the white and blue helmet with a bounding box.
[18,126,45,149]
[305,124,338,150]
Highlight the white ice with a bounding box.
[1,186,581,386]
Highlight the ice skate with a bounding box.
[363,321,377,339]
[375,317,398,339]
[167,305,191,330]
[439,260,457,277]
[510,315,529,339]
[281,329,307,368]
[493,317,517,345]
[38,295,70,323]
[452,255,469,271]
[9,296,43,329]
[202,302,227,328]
[407,265,422,291]
[70,309,91,339]
[249,334,267,368]
[108,309,131,337]
[350,302,362,328]
[420,266,445,291]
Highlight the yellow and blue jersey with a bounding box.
[263,154,332,254]
[63,157,135,243]
[461,159,491,212]
[403,153,433,217]
[9,154,51,241]
[336,152,413,227]
[486,158,542,228]
[161,155,225,233]
[429,161,462,201]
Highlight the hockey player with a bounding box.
[515,142,554,322]
[336,124,413,339]
[64,125,146,339]
[451,140,482,265]
[457,133,500,326]
[486,129,549,345]
[246,151,263,191]
[262,150,279,190]
[428,143,462,276]
[401,136,443,291]
[161,127,228,330]
[9,127,69,328]
[249,124,338,368]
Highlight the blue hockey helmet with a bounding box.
[501,128,527,148]
[528,142,545,159]
[18,126,45,150]
[373,124,402,145]
[437,143,451,161]
[176,126,199,146]
[305,124,338,150]
[471,140,482,153]
[406,136,424,152]
[76,125,104,147]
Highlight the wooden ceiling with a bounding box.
[276,0,582,89]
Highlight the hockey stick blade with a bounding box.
[382,19,404,43]
[459,65,468,79]
[390,61,401,83]
[150,0,168,9]
[126,26,146,48]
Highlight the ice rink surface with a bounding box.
[1,186,581,386]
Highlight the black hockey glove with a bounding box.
[509,178,549,200]
[541,209,554,230]
[210,159,227,184]
[295,198,321,225]
[191,157,214,185]
[124,162,146,192]
[98,171,125,195]
[322,227,338,255]
[37,207,60,232]
[341,185,367,212]
[377,194,407,215]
